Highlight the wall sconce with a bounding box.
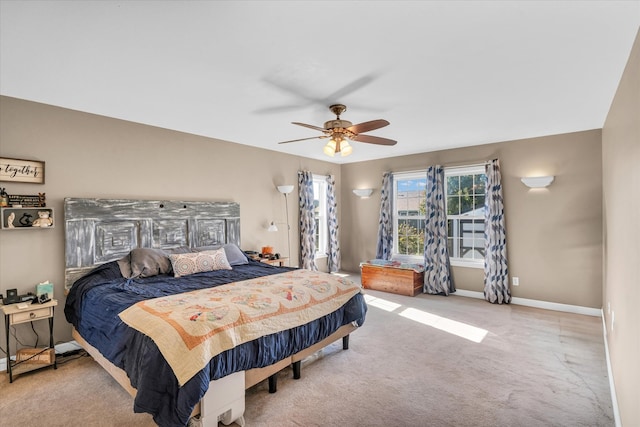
[521,176,554,188]
[267,221,278,232]
[353,188,373,198]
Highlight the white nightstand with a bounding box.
[1,299,57,382]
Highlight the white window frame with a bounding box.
[444,165,486,269]
[312,174,328,259]
[391,171,427,263]
[390,167,486,269]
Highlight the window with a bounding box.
[312,175,328,258]
[391,166,486,267]
[445,166,486,266]
[392,172,427,259]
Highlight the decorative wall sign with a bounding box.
[0,157,45,184]
[8,193,46,207]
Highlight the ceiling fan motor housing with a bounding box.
[324,120,353,130]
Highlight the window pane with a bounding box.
[474,196,485,211]
[447,176,459,195]
[460,175,474,195]
[447,196,459,215]
[447,238,454,256]
[474,174,486,195]
[407,196,424,216]
[460,196,473,215]
[398,219,423,256]
[396,191,409,215]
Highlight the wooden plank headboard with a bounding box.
[64,198,240,291]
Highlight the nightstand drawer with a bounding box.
[10,306,53,324]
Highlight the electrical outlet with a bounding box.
[512,277,519,286]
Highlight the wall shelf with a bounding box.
[1,207,55,230]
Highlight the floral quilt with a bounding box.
[119,269,361,385]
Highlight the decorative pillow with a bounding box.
[169,248,232,278]
[117,248,172,278]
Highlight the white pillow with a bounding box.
[169,248,232,278]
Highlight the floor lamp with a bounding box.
[277,185,294,261]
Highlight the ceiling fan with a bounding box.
[277,104,397,157]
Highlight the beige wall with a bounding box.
[0,95,606,343]
[341,130,604,308]
[602,29,640,427]
[0,96,338,343]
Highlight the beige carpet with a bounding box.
[1,289,613,427]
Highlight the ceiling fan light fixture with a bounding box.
[340,140,352,156]
[323,140,336,157]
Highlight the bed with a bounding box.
[63,198,367,427]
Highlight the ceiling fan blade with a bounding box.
[292,122,327,132]
[278,135,327,144]
[323,74,377,103]
[351,134,397,146]
[253,104,308,114]
[347,119,390,134]
[258,74,381,115]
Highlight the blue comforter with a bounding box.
[64,259,367,427]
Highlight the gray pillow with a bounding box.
[117,248,172,278]
[222,243,249,266]
[193,243,248,266]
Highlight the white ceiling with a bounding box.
[1,1,638,164]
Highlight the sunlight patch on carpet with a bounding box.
[399,307,488,343]
[364,294,402,312]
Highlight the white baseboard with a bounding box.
[0,340,83,372]
[453,289,601,317]
[601,310,621,427]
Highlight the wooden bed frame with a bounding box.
[72,323,356,425]
[63,198,358,426]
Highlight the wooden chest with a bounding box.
[361,264,423,297]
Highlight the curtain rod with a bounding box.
[392,160,494,175]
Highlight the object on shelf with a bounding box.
[0,187,8,207]
[31,210,53,227]
[36,281,54,301]
[8,193,46,207]
[16,348,55,365]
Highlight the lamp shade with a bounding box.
[340,140,353,157]
[521,176,554,188]
[323,140,337,157]
[277,185,294,194]
[268,221,278,232]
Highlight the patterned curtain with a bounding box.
[298,170,317,271]
[326,175,340,272]
[484,159,511,304]
[423,166,454,295]
[375,172,393,260]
